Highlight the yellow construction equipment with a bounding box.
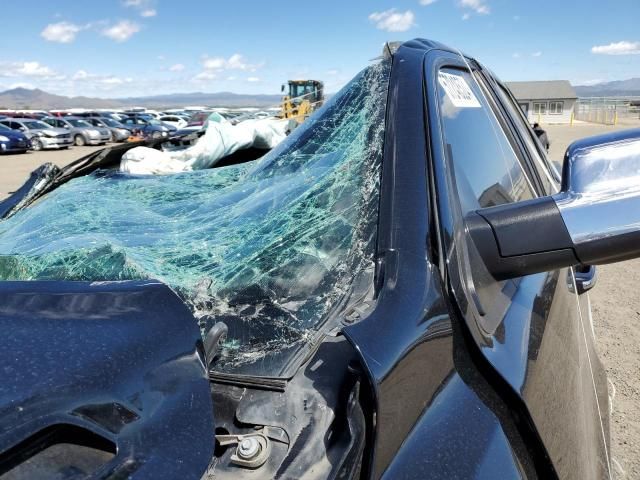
[280,80,324,123]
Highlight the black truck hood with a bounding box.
[0,280,214,479]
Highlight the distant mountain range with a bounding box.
[574,78,640,97]
[0,87,283,110]
[2,77,639,110]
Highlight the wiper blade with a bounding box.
[208,372,287,392]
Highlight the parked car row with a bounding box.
[0,109,211,154]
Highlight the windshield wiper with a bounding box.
[208,372,288,392]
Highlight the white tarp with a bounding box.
[120,118,289,175]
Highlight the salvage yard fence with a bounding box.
[574,97,640,126]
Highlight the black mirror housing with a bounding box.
[468,128,640,280]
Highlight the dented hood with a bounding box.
[0,280,214,479]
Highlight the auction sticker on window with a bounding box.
[438,72,481,108]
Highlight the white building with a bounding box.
[506,80,577,124]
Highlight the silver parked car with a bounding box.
[0,118,72,151]
[84,117,131,142]
[43,117,111,146]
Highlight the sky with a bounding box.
[1,0,639,98]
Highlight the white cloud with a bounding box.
[368,9,416,32]
[532,51,542,57]
[459,0,490,15]
[228,54,251,70]
[169,63,185,72]
[419,0,437,5]
[41,22,84,43]
[9,82,36,90]
[579,79,605,86]
[157,55,165,60]
[202,53,264,72]
[101,20,141,42]
[591,41,640,55]
[512,52,521,59]
[193,71,217,82]
[0,61,58,78]
[462,13,470,20]
[123,0,157,18]
[226,76,236,81]
[18,62,56,77]
[203,57,226,70]
[71,70,132,89]
[101,77,124,85]
[72,69,90,80]
[194,54,263,82]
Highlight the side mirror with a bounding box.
[281,84,285,93]
[468,128,640,279]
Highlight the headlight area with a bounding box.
[0,135,9,142]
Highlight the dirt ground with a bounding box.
[1,123,639,476]
[0,145,103,199]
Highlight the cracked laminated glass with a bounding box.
[0,60,390,377]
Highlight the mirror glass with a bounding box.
[565,134,640,195]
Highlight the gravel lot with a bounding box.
[1,123,639,476]
[0,145,104,200]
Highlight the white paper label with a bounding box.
[438,72,481,108]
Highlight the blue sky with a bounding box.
[1,0,638,98]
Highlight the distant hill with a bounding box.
[574,78,640,97]
[0,87,283,110]
[0,88,120,110]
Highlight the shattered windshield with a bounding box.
[0,60,390,377]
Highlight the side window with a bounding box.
[533,102,547,114]
[436,67,537,331]
[549,101,563,114]
[436,68,535,216]
[492,82,559,193]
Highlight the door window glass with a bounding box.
[436,68,535,215]
[492,83,559,193]
[436,67,537,330]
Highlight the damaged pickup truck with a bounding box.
[1,39,639,479]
